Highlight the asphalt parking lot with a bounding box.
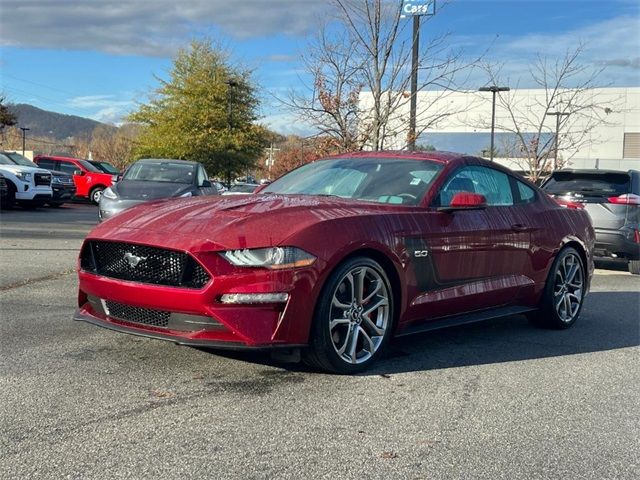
[1,203,639,479]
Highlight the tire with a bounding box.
[303,256,395,374]
[527,246,586,329]
[2,182,16,209]
[629,260,640,275]
[90,186,104,205]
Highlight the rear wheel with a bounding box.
[90,186,104,205]
[629,260,640,275]
[303,257,394,374]
[527,247,586,329]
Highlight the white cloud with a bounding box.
[67,94,133,124]
[0,0,327,57]
[261,112,314,136]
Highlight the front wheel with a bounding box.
[527,247,586,329]
[90,187,104,205]
[304,257,394,374]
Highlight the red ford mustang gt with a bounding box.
[75,152,594,373]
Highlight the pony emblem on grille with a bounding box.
[124,252,147,267]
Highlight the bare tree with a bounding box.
[478,45,620,181]
[284,0,480,151]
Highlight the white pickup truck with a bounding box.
[0,152,53,207]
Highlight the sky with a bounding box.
[1,0,639,136]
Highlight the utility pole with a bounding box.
[224,79,238,187]
[546,111,570,171]
[478,86,510,161]
[405,0,436,151]
[19,127,30,156]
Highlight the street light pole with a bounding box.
[546,111,570,171]
[19,127,30,156]
[478,86,509,161]
[406,1,436,151]
[224,79,238,187]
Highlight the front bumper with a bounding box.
[15,184,53,202]
[52,184,76,202]
[76,253,321,347]
[594,227,640,260]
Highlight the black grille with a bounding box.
[81,241,210,289]
[105,300,170,328]
[34,173,52,186]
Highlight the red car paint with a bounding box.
[34,155,113,199]
[74,152,595,349]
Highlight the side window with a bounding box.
[36,158,56,170]
[516,181,536,204]
[197,165,208,186]
[438,166,514,207]
[57,161,79,175]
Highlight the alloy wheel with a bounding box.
[328,266,391,365]
[553,252,584,323]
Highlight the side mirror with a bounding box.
[74,169,84,176]
[201,179,212,188]
[438,192,487,212]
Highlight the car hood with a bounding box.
[0,164,52,176]
[88,194,408,252]
[113,180,192,200]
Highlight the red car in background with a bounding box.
[75,152,595,373]
[34,155,114,204]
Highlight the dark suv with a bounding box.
[542,169,640,274]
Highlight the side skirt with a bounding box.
[395,305,536,338]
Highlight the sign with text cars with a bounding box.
[401,0,436,17]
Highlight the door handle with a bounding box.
[511,223,529,232]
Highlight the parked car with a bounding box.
[0,152,53,208]
[542,169,640,274]
[222,182,260,195]
[75,152,594,373]
[2,151,76,207]
[212,181,227,194]
[98,158,219,221]
[33,155,114,204]
[87,160,120,175]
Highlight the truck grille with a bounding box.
[81,241,210,289]
[34,173,52,186]
[105,300,170,328]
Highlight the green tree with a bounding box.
[129,40,266,180]
[0,96,17,130]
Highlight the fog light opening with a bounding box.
[219,293,289,304]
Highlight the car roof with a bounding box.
[36,155,85,161]
[325,150,466,164]
[553,169,638,175]
[135,158,200,165]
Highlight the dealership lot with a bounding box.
[1,204,638,479]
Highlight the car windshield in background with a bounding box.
[544,172,631,196]
[91,161,119,174]
[263,157,444,205]
[123,162,195,184]
[0,153,19,165]
[3,152,38,167]
[77,160,102,173]
[229,183,259,193]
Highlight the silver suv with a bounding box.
[542,169,640,274]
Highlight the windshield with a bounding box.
[123,161,196,184]
[229,183,259,193]
[76,160,101,172]
[91,161,119,174]
[263,157,444,205]
[0,153,16,165]
[4,152,39,167]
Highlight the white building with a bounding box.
[359,87,640,172]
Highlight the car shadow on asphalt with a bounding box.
[197,291,639,376]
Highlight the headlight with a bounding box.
[15,172,32,182]
[221,247,316,269]
[179,191,193,198]
[101,187,118,200]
